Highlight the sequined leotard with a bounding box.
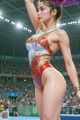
[26,27,58,90]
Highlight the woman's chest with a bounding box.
[26,36,47,51]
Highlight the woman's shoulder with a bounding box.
[56,28,67,36]
[48,28,67,37]
[55,28,69,43]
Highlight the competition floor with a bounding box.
[3,114,80,120]
[8,116,39,120]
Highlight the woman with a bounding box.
[25,0,80,120]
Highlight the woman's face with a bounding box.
[37,2,53,23]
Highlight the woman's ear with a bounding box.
[51,9,57,17]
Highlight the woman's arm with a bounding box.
[58,30,80,97]
[24,0,42,30]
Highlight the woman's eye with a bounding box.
[40,8,45,11]
[37,7,46,12]
[41,9,44,11]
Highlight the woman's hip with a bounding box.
[41,66,66,91]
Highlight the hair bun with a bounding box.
[50,0,65,4]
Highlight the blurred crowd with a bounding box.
[0,59,80,114]
[0,59,80,74]
[0,60,31,74]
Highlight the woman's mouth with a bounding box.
[38,16,41,20]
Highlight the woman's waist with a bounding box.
[32,53,50,62]
[31,54,51,70]
[32,51,50,60]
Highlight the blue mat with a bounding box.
[1,114,80,120]
[9,116,39,120]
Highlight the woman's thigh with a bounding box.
[41,67,66,120]
[35,87,43,119]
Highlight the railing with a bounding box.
[17,104,80,116]
[61,106,80,114]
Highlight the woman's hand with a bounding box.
[24,0,35,3]
[76,91,80,99]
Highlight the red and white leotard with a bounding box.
[26,27,58,90]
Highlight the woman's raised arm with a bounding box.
[24,0,41,30]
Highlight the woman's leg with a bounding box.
[41,67,66,120]
[35,87,43,120]
[35,87,61,120]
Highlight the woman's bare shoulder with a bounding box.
[56,28,69,43]
[56,28,67,36]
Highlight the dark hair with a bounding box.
[38,0,62,20]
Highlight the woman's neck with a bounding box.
[43,19,57,30]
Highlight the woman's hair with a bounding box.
[38,0,62,20]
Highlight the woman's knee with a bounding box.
[42,113,53,120]
[41,113,60,120]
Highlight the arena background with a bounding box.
[0,0,80,120]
